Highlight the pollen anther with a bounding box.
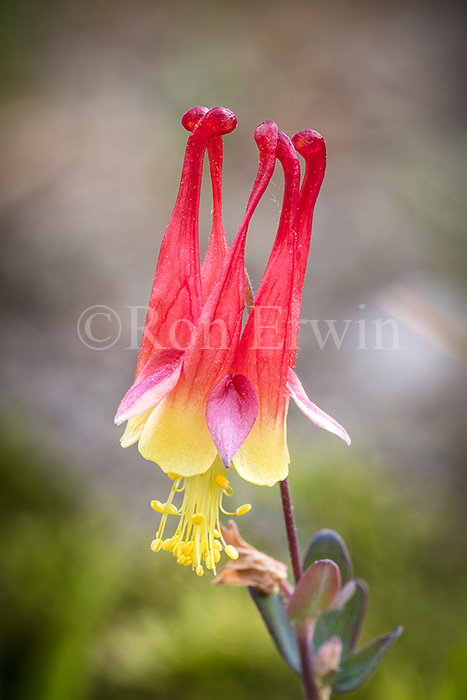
[236,503,252,516]
[190,513,205,525]
[151,500,177,515]
[224,545,239,560]
[214,475,230,490]
[151,500,165,513]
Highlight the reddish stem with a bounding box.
[279,478,320,700]
[279,479,302,584]
[297,626,319,700]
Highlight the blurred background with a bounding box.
[1,0,466,698]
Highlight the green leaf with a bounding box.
[249,588,301,675]
[286,560,341,624]
[313,579,368,657]
[333,626,403,693]
[303,529,352,584]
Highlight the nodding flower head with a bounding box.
[115,107,350,575]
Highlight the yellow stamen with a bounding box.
[214,474,230,490]
[190,513,205,526]
[168,472,181,480]
[151,500,178,515]
[151,500,165,513]
[225,545,239,560]
[150,538,162,552]
[236,503,252,516]
[149,457,252,575]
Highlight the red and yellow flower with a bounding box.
[115,107,350,576]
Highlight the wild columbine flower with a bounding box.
[115,107,350,576]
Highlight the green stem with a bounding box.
[279,478,320,700]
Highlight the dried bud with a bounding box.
[213,521,288,595]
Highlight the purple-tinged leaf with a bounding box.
[333,626,403,693]
[287,560,341,624]
[115,349,184,425]
[303,529,353,584]
[206,373,258,466]
[313,579,368,658]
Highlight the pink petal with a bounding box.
[206,373,259,467]
[115,349,184,425]
[287,368,351,445]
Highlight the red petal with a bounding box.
[136,107,237,373]
[233,132,301,428]
[139,122,279,475]
[201,135,230,301]
[171,121,279,404]
[182,109,230,302]
[291,130,326,313]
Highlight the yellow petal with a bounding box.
[232,416,289,486]
[120,408,153,447]
[138,394,217,476]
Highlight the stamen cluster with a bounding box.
[150,458,251,575]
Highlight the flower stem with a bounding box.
[279,478,320,700]
[297,626,320,700]
[279,478,302,584]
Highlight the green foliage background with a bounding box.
[2,420,466,700]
